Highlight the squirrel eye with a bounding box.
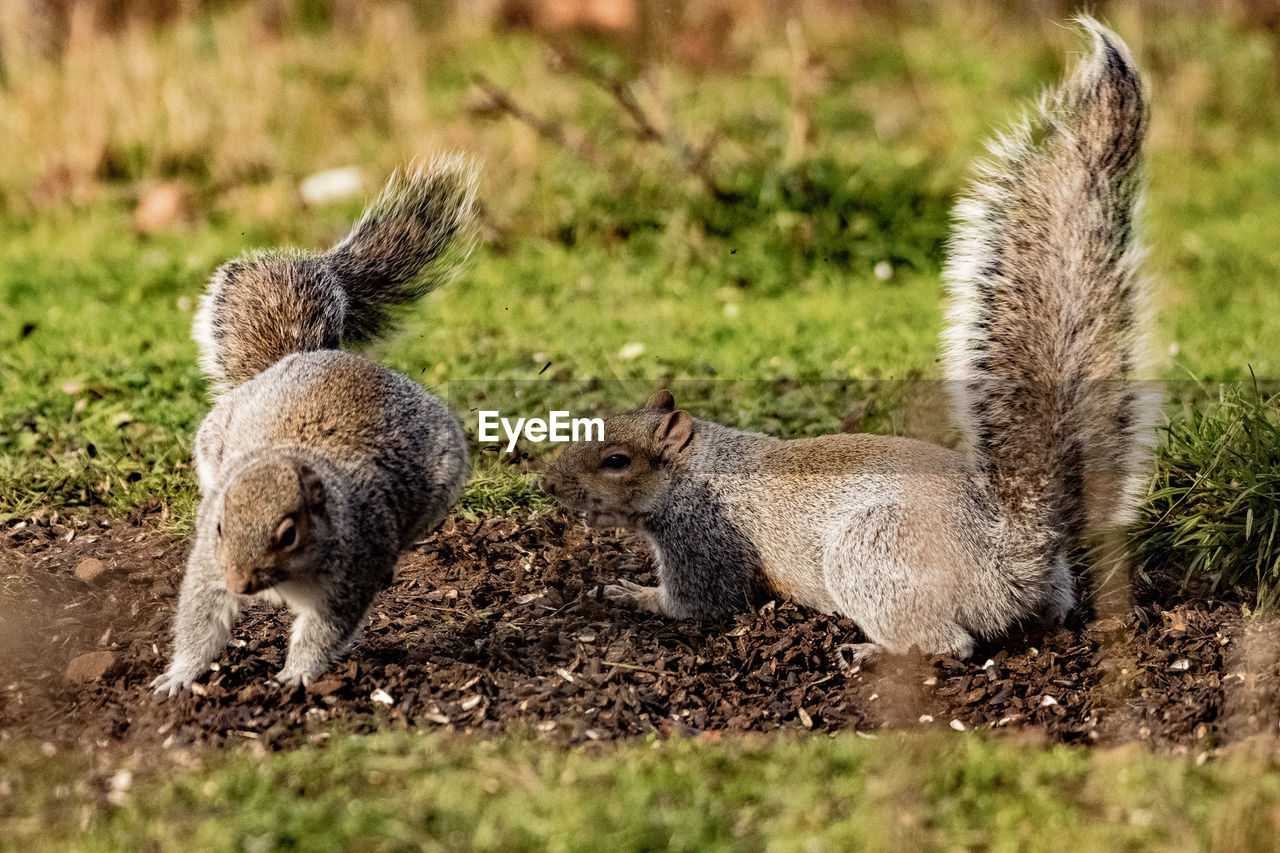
[601,453,631,470]
[275,518,298,550]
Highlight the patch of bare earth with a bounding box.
[2,510,1277,758]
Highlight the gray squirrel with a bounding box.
[152,155,476,695]
[539,20,1159,663]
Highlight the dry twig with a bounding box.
[469,46,731,200]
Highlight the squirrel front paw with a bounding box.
[150,662,209,697]
[601,579,666,614]
[273,665,321,688]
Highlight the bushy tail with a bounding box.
[943,20,1158,578]
[194,154,478,393]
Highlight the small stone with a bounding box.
[949,719,966,731]
[65,651,116,682]
[74,558,106,583]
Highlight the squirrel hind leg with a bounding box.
[834,642,884,671]
[600,579,667,615]
[192,406,230,495]
[1040,555,1076,625]
[835,628,977,671]
[823,506,979,660]
[883,624,977,661]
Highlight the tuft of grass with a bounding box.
[1136,381,1280,609]
[453,466,551,518]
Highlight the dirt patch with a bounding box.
[2,510,1277,756]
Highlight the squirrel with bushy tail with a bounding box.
[541,20,1160,661]
[153,156,477,695]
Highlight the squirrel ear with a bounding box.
[295,463,326,512]
[646,389,676,413]
[655,410,693,457]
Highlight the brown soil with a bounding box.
[2,509,1277,757]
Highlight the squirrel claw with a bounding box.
[600,580,665,614]
[274,662,326,688]
[273,671,313,689]
[834,643,883,672]
[149,674,177,698]
[150,668,198,698]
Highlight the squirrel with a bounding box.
[538,20,1159,662]
[152,155,477,695]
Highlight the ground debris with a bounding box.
[1,513,1276,755]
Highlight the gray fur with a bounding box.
[541,20,1157,658]
[153,158,475,696]
[641,450,763,618]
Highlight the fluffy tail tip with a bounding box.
[370,150,482,264]
[1062,17,1146,160]
[321,151,481,346]
[380,152,481,230]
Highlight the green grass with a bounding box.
[5,731,1280,852]
[1136,380,1280,610]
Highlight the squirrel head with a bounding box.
[215,458,328,595]
[539,389,694,528]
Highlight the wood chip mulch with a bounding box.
[2,509,1276,757]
